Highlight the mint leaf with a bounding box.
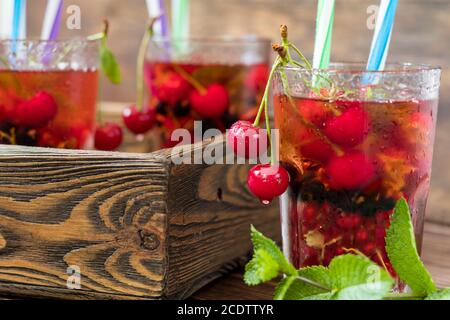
[329,254,394,300]
[274,266,331,300]
[386,198,436,295]
[302,292,336,300]
[244,249,279,285]
[100,39,121,85]
[250,226,296,275]
[425,288,450,300]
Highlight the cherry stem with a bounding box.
[172,64,207,94]
[136,22,156,112]
[296,276,331,291]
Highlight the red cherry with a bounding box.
[244,64,269,92]
[298,128,335,163]
[375,226,387,246]
[15,91,58,128]
[298,99,331,127]
[37,128,62,148]
[94,123,123,151]
[227,121,268,159]
[326,152,376,189]
[189,84,229,118]
[247,164,290,204]
[324,106,370,147]
[335,247,346,256]
[122,105,156,134]
[337,215,353,229]
[156,72,191,105]
[355,228,369,243]
[350,214,362,228]
[302,203,317,223]
[363,242,377,256]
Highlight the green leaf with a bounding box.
[425,288,450,300]
[250,226,296,275]
[274,266,331,300]
[100,39,121,85]
[329,254,394,300]
[302,292,336,300]
[386,198,436,295]
[244,249,279,286]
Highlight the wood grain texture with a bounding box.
[0,136,279,299]
[0,147,170,299]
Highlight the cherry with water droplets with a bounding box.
[94,123,123,151]
[189,84,229,118]
[122,105,156,134]
[227,120,268,159]
[247,164,290,204]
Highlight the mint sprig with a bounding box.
[245,199,450,300]
[386,198,436,296]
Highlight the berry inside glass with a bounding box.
[273,63,441,286]
[144,37,270,149]
[0,40,99,149]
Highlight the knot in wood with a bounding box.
[138,230,160,250]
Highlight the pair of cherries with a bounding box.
[228,120,290,204]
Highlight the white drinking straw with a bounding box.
[0,0,14,39]
[41,0,64,40]
[313,0,335,69]
[146,0,169,37]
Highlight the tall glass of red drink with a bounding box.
[273,63,441,287]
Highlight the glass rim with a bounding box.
[281,62,441,75]
[150,35,272,45]
[0,38,99,45]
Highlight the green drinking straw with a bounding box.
[313,0,335,70]
[171,0,189,40]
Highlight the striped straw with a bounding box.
[0,0,15,39]
[171,0,189,40]
[367,0,398,71]
[41,0,64,40]
[313,0,335,69]
[146,0,169,38]
[12,0,27,41]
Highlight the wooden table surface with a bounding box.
[192,222,450,300]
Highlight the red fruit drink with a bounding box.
[0,39,99,149]
[0,70,98,149]
[273,64,441,287]
[144,62,269,148]
[143,37,271,150]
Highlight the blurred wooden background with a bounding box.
[25,0,450,224]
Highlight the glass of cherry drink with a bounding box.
[273,63,441,288]
[143,36,271,149]
[0,39,99,149]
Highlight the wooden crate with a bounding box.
[0,136,280,299]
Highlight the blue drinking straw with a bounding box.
[12,0,25,41]
[366,0,398,71]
